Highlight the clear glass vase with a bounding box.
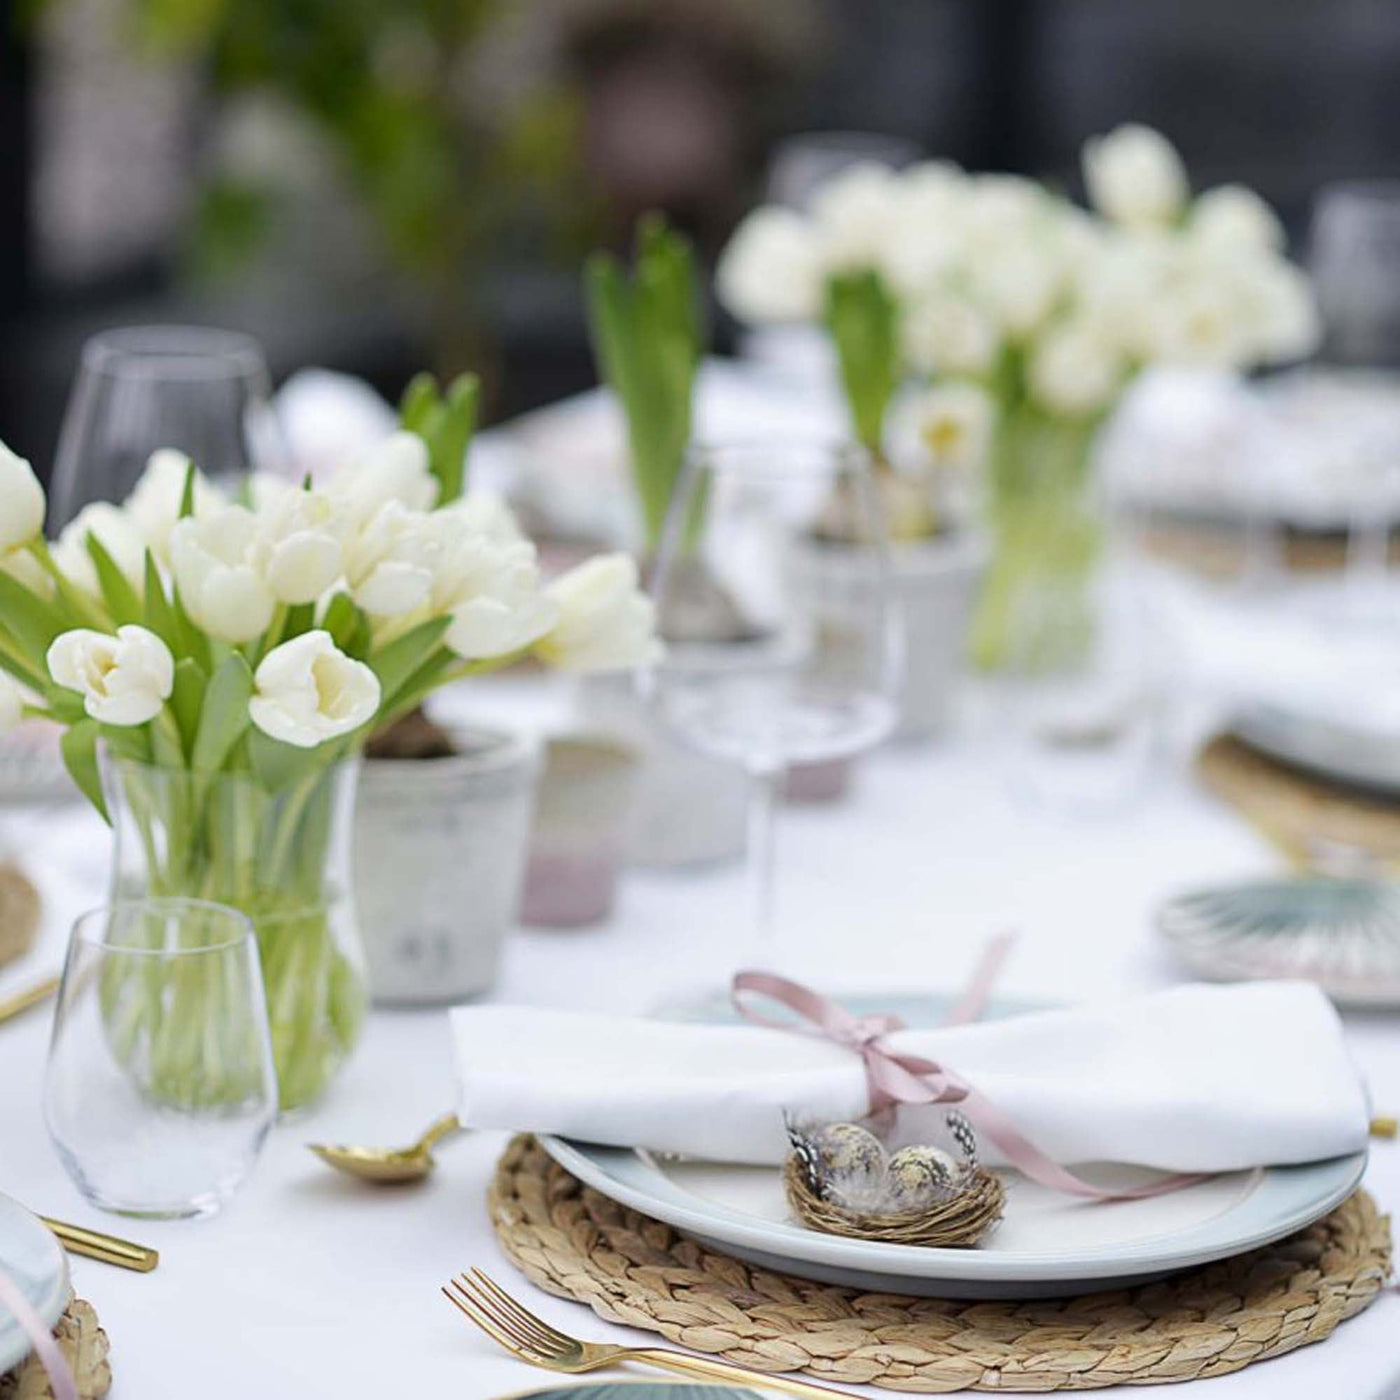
[970,409,1104,675]
[101,755,367,1112]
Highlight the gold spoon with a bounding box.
[307,1112,462,1183]
[0,974,60,1026]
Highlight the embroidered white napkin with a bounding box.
[451,981,1370,1170]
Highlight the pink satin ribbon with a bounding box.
[731,965,1204,1202]
[0,1263,78,1400]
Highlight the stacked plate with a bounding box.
[537,994,1365,1300]
[0,1193,69,1377]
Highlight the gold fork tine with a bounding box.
[457,1273,565,1357]
[441,1282,524,1357]
[469,1268,573,1350]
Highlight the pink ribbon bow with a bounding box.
[732,966,1202,1202]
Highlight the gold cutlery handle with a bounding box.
[41,1218,159,1273]
[0,974,60,1025]
[635,1346,860,1397]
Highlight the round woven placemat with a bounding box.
[0,1298,111,1400]
[489,1136,1392,1393]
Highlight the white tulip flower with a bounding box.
[342,501,435,616]
[534,554,661,672]
[1236,258,1321,364]
[715,206,824,323]
[169,504,277,643]
[810,161,902,272]
[442,490,529,547]
[902,292,999,376]
[333,430,439,530]
[125,449,222,563]
[48,625,174,726]
[52,502,147,598]
[0,673,23,736]
[1083,124,1189,230]
[0,442,46,553]
[249,630,381,749]
[903,382,996,473]
[963,173,1046,242]
[968,241,1063,338]
[406,503,558,659]
[1143,273,1249,368]
[251,486,343,604]
[876,163,966,293]
[1028,321,1125,416]
[1190,185,1285,255]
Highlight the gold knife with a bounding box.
[41,1218,159,1272]
[0,974,60,1025]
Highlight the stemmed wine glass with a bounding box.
[648,440,902,959]
[50,326,282,529]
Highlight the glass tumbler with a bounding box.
[44,898,277,1219]
[50,325,279,529]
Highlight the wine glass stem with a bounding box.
[747,764,783,955]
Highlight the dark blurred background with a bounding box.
[3,0,1399,479]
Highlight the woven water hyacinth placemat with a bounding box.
[489,1136,1392,1393]
[0,1299,110,1400]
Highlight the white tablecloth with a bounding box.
[2,708,1399,1399]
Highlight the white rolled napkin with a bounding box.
[452,981,1370,1171]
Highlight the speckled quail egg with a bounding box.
[811,1123,887,1179]
[885,1145,961,1210]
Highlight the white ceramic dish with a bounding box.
[0,1193,69,1375]
[539,993,1366,1299]
[1235,703,1400,796]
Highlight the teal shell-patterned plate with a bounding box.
[1158,875,1400,1009]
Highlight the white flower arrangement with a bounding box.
[0,375,661,1108]
[0,405,660,778]
[716,123,1319,491]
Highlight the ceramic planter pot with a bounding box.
[792,531,989,740]
[521,735,638,928]
[353,728,539,1005]
[575,674,748,868]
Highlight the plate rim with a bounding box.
[539,1135,1364,1285]
[0,1192,71,1376]
[536,987,1367,1286]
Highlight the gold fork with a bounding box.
[443,1267,860,1398]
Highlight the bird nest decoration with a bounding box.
[784,1112,1005,1248]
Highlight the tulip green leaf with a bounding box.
[170,657,208,759]
[246,725,325,793]
[0,639,45,695]
[321,593,368,655]
[398,371,478,504]
[367,616,451,705]
[44,686,87,725]
[0,569,66,670]
[60,720,108,823]
[191,652,253,772]
[169,581,212,671]
[824,270,898,458]
[142,551,180,648]
[85,534,142,626]
[398,372,438,437]
[179,460,198,518]
[585,212,702,550]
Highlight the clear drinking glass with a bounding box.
[50,326,280,529]
[44,898,277,1219]
[648,440,902,953]
[1309,180,1400,367]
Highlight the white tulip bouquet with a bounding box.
[0,376,659,1107]
[717,124,1320,665]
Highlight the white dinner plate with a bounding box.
[0,1193,69,1375]
[1234,703,1400,796]
[539,993,1366,1299]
